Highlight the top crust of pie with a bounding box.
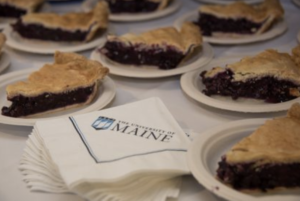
[6,52,109,98]
[106,22,203,54]
[0,33,6,52]
[226,103,300,165]
[0,0,44,11]
[199,0,284,23]
[204,46,300,85]
[20,1,109,35]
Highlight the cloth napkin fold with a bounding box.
[20,97,192,201]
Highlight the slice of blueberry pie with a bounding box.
[217,103,300,191]
[11,1,109,42]
[0,0,43,18]
[104,0,171,14]
[194,0,284,37]
[200,46,300,103]
[1,51,109,117]
[100,22,203,70]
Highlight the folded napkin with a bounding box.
[20,97,192,201]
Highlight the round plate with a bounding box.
[90,42,214,78]
[0,68,116,126]
[188,118,300,201]
[2,26,109,54]
[174,11,288,45]
[82,0,181,22]
[194,0,263,4]
[0,51,10,74]
[180,57,300,113]
[292,0,300,7]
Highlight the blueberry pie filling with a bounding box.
[201,69,299,103]
[12,20,104,42]
[201,46,300,103]
[1,51,109,118]
[11,1,108,42]
[217,157,300,191]
[195,14,264,36]
[2,85,96,117]
[195,0,284,37]
[100,22,202,70]
[216,103,300,191]
[0,0,43,18]
[101,41,185,70]
[104,0,168,13]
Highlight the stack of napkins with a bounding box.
[20,98,191,201]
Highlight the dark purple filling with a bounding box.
[194,13,263,36]
[217,156,300,191]
[104,0,160,13]
[200,69,299,103]
[100,41,185,70]
[1,85,95,117]
[11,20,91,42]
[0,4,26,18]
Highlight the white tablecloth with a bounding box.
[0,0,299,201]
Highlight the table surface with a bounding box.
[0,0,299,201]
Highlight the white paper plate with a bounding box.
[174,11,288,45]
[82,0,181,22]
[292,0,300,7]
[0,51,10,74]
[188,118,300,201]
[90,42,214,78]
[0,68,116,126]
[194,0,263,4]
[180,57,300,113]
[2,25,109,54]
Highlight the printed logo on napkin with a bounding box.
[69,98,190,163]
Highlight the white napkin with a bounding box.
[20,97,192,201]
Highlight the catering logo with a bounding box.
[92,116,116,130]
[91,116,175,143]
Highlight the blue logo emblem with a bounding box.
[92,116,115,130]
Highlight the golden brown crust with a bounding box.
[226,103,300,165]
[0,0,44,12]
[292,45,300,68]
[0,33,6,52]
[107,22,202,54]
[6,51,109,98]
[21,1,109,41]
[204,47,300,85]
[199,0,284,34]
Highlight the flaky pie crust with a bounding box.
[204,45,300,85]
[226,103,300,165]
[20,1,109,41]
[106,22,202,54]
[0,0,44,12]
[0,33,5,52]
[6,51,109,98]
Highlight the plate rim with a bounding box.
[0,51,11,74]
[82,0,181,22]
[187,118,273,201]
[180,57,300,113]
[174,11,288,45]
[0,67,116,126]
[2,25,109,54]
[90,42,214,78]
